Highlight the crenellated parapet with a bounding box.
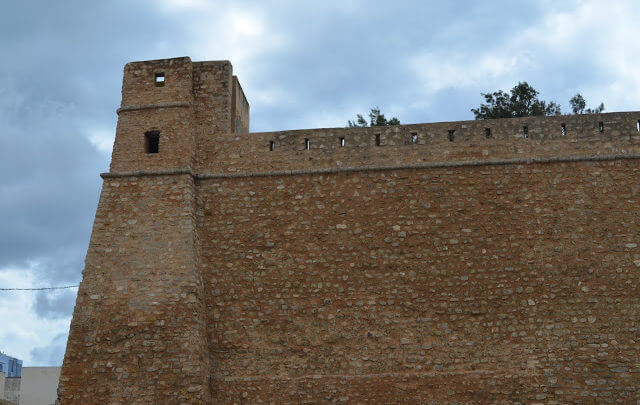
[105,57,640,179]
[197,111,640,175]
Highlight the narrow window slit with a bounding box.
[447,130,455,142]
[339,137,345,147]
[144,131,160,154]
[155,73,165,87]
[305,138,310,150]
[523,126,529,138]
[375,134,381,146]
[636,120,639,132]
[561,123,566,136]
[599,121,604,133]
[485,128,491,138]
[411,132,418,144]
[269,141,275,151]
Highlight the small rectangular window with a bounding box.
[448,130,455,142]
[145,131,160,154]
[411,132,418,144]
[305,138,310,150]
[375,134,381,146]
[561,123,566,136]
[339,137,345,147]
[599,121,604,133]
[155,73,165,87]
[637,120,640,132]
[269,141,275,151]
[523,126,529,138]
[485,128,491,138]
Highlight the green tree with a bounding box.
[348,107,400,127]
[569,93,604,114]
[471,82,562,120]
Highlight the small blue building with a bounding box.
[0,352,22,378]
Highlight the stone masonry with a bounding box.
[58,57,640,403]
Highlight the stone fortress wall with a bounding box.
[59,57,640,403]
[198,111,640,175]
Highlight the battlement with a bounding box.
[109,57,640,178]
[197,111,640,177]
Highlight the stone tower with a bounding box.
[58,57,248,403]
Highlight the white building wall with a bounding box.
[18,367,60,405]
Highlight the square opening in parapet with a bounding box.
[411,132,418,144]
[447,130,455,142]
[155,73,165,87]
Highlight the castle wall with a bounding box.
[197,112,640,175]
[199,160,640,403]
[58,57,640,403]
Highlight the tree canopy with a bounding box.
[348,107,400,127]
[471,82,561,120]
[471,82,605,120]
[569,93,605,114]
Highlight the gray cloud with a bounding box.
[237,0,549,130]
[0,0,190,285]
[34,290,77,320]
[30,333,68,366]
[0,82,102,284]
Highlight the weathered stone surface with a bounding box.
[58,57,640,403]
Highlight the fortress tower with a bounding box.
[58,57,248,403]
[59,57,640,403]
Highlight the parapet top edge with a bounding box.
[241,110,640,137]
[124,57,235,68]
[125,56,192,66]
[193,60,232,66]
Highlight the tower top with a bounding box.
[119,57,249,133]
[110,57,249,173]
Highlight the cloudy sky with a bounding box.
[1,0,639,366]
